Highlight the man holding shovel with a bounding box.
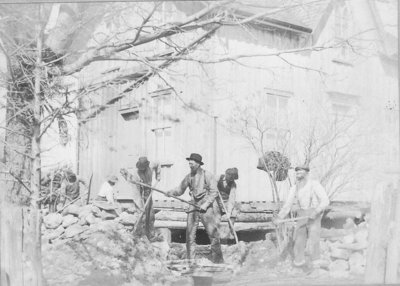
[134,157,161,241]
[166,153,224,264]
[216,168,239,242]
[275,165,329,268]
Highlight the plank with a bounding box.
[365,183,392,283]
[155,210,273,222]
[154,220,275,231]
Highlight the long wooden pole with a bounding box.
[85,173,93,205]
[31,7,44,285]
[216,191,239,244]
[128,180,201,210]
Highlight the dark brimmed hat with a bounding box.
[295,165,310,172]
[186,153,204,165]
[225,168,239,180]
[136,156,150,171]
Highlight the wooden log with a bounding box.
[325,210,363,220]
[154,220,275,231]
[385,184,400,283]
[365,183,393,283]
[155,210,273,222]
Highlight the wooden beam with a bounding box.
[365,183,393,283]
[154,220,275,231]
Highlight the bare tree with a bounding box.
[228,91,292,202]
[299,112,362,199]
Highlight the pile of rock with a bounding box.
[42,204,140,242]
[318,219,368,278]
[41,204,172,286]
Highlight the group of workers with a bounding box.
[97,152,330,269]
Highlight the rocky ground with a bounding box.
[41,204,369,286]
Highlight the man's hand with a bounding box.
[272,217,280,226]
[199,203,208,213]
[120,168,128,177]
[165,190,174,197]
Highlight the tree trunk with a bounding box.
[29,9,44,285]
[364,183,393,283]
[384,184,400,283]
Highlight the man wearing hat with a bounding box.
[166,153,224,264]
[96,175,119,204]
[276,165,330,268]
[135,156,161,241]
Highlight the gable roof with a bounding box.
[176,0,332,34]
[233,0,331,32]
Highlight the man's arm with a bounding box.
[226,183,237,215]
[201,171,218,210]
[151,161,161,182]
[313,182,330,214]
[168,175,189,197]
[277,186,296,219]
[105,185,115,204]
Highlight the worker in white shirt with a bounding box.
[276,165,330,268]
[96,175,118,204]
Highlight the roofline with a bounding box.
[312,0,334,45]
[234,10,312,34]
[366,0,390,55]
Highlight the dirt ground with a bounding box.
[169,238,365,286]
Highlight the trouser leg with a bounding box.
[293,223,307,266]
[308,214,322,261]
[201,203,224,264]
[144,196,155,239]
[186,210,199,261]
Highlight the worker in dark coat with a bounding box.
[217,167,239,221]
[166,153,224,264]
[136,156,161,241]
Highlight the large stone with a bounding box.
[101,210,117,220]
[91,205,102,217]
[342,234,355,244]
[329,259,349,278]
[64,224,86,238]
[78,217,88,226]
[119,212,139,226]
[349,252,365,274]
[354,229,368,244]
[330,247,351,260]
[62,204,81,216]
[43,213,63,229]
[85,213,97,225]
[45,225,65,240]
[62,214,79,228]
[89,220,121,233]
[309,268,329,278]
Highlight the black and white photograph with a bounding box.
[0,0,398,285]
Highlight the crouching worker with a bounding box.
[166,153,224,264]
[276,165,329,268]
[96,175,118,204]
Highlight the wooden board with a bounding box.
[155,210,273,222]
[154,220,275,231]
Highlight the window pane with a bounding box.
[155,129,163,137]
[278,97,289,128]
